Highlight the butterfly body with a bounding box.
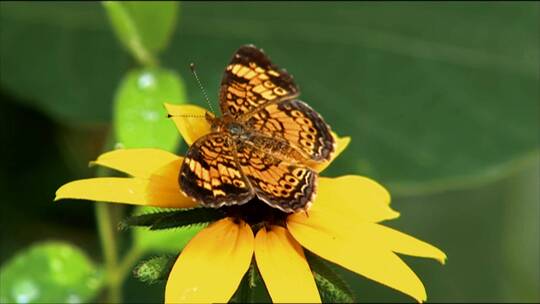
[179,45,335,213]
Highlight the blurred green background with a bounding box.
[1,1,538,303]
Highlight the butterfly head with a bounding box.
[205,111,221,130]
[207,113,249,139]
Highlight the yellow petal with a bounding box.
[313,134,351,173]
[362,224,447,264]
[255,226,320,303]
[164,103,212,146]
[287,218,427,303]
[300,175,399,223]
[91,148,180,178]
[55,177,197,208]
[289,181,444,257]
[165,218,254,303]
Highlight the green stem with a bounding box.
[94,133,124,303]
[94,157,142,303]
[101,1,159,67]
[95,202,122,303]
[117,246,144,283]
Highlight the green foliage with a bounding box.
[0,2,125,123]
[313,273,355,303]
[168,3,540,195]
[230,261,271,303]
[132,207,205,253]
[122,207,224,230]
[0,242,103,304]
[133,255,176,284]
[103,1,179,65]
[500,163,540,300]
[113,67,186,151]
[306,251,355,303]
[0,2,539,303]
[1,2,538,194]
[104,1,189,257]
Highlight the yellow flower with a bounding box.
[55,104,446,303]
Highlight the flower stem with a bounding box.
[117,246,144,283]
[94,133,123,303]
[95,202,122,303]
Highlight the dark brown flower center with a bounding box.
[219,198,289,230]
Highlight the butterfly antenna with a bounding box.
[190,63,215,115]
[166,113,206,118]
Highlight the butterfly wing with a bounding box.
[219,44,299,118]
[180,132,254,208]
[236,141,317,212]
[246,99,335,162]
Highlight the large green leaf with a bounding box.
[113,67,186,151]
[0,2,126,124]
[0,242,103,303]
[165,2,539,194]
[1,2,538,194]
[103,1,179,65]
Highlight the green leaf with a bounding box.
[132,207,205,253]
[230,261,271,303]
[0,2,126,123]
[501,162,540,300]
[304,250,356,303]
[0,242,103,304]
[102,1,179,65]
[1,2,538,194]
[230,262,255,303]
[113,67,186,152]
[166,3,539,195]
[133,255,176,284]
[313,272,355,304]
[306,252,355,303]
[122,208,224,230]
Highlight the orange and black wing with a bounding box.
[246,99,335,162]
[180,132,254,208]
[236,141,317,213]
[219,44,299,118]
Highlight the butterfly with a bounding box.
[179,45,335,213]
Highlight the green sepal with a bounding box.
[230,259,271,303]
[230,262,255,303]
[121,208,224,230]
[306,251,355,303]
[133,255,176,284]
